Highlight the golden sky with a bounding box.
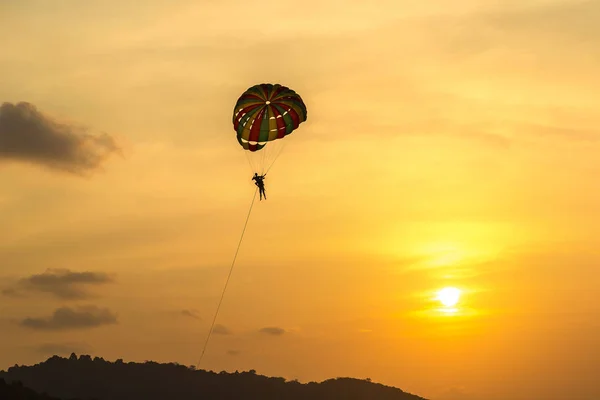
[1,1,599,399]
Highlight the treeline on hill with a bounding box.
[0,354,427,400]
[0,378,85,400]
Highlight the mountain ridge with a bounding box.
[0,353,428,400]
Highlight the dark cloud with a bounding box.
[259,327,285,336]
[3,268,114,300]
[35,342,92,356]
[0,102,120,174]
[20,305,118,331]
[212,324,231,335]
[181,309,201,320]
[227,350,241,356]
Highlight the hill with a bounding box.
[0,354,427,400]
[0,377,83,400]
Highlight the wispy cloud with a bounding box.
[259,327,285,336]
[0,102,121,175]
[20,306,118,331]
[181,309,201,320]
[1,287,22,297]
[212,324,231,335]
[3,268,114,300]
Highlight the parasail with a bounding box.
[197,83,308,367]
[232,83,307,174]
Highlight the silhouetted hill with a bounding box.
[0,377,84,400]
[0,354,427,400]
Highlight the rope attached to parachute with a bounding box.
[196,187,259,368]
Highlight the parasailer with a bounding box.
[232,83,307,194]
[197,83,308,368]
[252,173,267,200]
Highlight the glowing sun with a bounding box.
[436,287,461,307]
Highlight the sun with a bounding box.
[436,287,461,307]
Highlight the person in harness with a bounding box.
[252,173,267,200]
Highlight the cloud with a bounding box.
[417,1,600,59]
[519,122,600,143]
[227,350,241,356]
[3,268,114,300]
[181,309,201,320]
[259,327,285,336]
[1,287,22,297]
[20,305,118,330]
[0,102,121,174]
[35,342,92,356]
[212,324,231,335]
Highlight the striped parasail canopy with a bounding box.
[232,83,307,152]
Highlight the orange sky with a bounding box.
[1,1,599,399]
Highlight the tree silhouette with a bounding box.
[0,354,428,400]
[0,377,84,400]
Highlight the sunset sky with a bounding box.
[1,1,599,399]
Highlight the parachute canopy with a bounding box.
[232,83,307,152]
